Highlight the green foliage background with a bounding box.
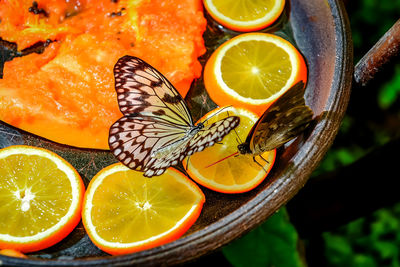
[319,0,400,266]
[223,209,304,267]
[222,0,400,266]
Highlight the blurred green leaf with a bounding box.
[324,203,400,267]
[312,145,366,177]
[323,234,353,265]
[222,208,304,267]
[373,130,391,147]
[370,209,399,239]
[374,241,397,259]
[353,254,377,267]
[339,116,354,134]
[378,65,400,109]
[323,231,378,267]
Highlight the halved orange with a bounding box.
[82,164,205,255]
[204,0,286,32]
[183,107,276,193]
[204,32,307,116]
[0,145,85,253]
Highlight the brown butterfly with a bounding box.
[237,81,313,162]
[109,56,240,177]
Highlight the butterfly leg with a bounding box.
[185,156,190,170]
[253,156,268,173]
[259,154,270,164]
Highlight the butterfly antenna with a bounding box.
[232,128,243,146]
[201,105,233,125]
[205,151,239,168]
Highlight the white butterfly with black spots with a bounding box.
[109,56,240,177]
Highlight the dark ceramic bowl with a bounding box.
[0,0,352,265]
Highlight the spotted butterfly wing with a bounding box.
[113,55,193,126]
[109,56,240,177]
[238,81,313,155]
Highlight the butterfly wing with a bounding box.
[144,116,239,176]
[109,115,240,177]
[188,116,240,155]
[109,116,190,177]
[249,81,314,154]
[110,55,239,177]
[113,55,193,126]
[110,55,195,176]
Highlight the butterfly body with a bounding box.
[151,122,204,159]
[237,81,313,156]
[109,56,239,177]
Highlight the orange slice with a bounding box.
[0,145,84,253]
[183,107,276,193]
[0,249,27,258]
[204,32,307,116]
[82,164,205,255]
[204,0,285,32]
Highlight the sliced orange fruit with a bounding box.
[0,249,27,258]
[183,107,276,193]
[203,0,285,32]
[0,145,84,253]
[82,164,205,255]
[204,32,307,116]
